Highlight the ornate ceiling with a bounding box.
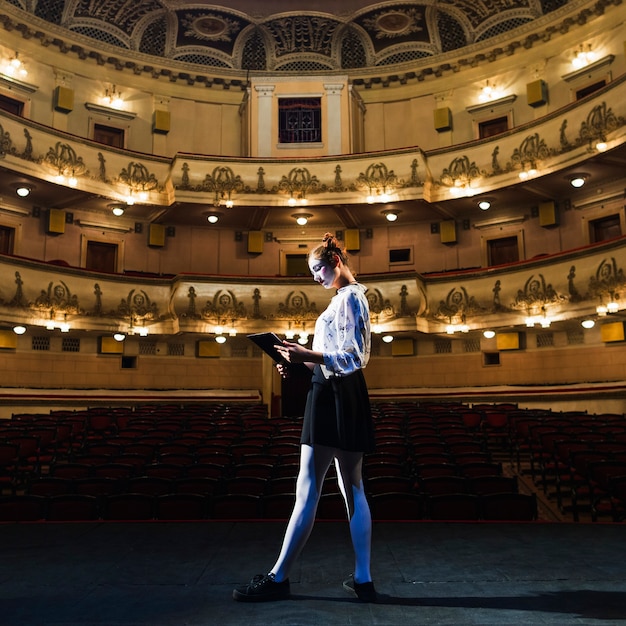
[9,0,569,73]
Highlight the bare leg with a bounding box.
[270,444,335,582]
[334,450,372,583]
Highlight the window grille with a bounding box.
[536,332,554,348]
[168,342,185,356]
[139,341,157,356]
[278,98,322,143]
[62,337,80,352]
[32,336,50,351]
[463,338,481,353]
[567,328,585,345]
[434,338,452,354]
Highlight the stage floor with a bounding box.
[1,520,625,625]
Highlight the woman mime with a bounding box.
[233,232,377,603]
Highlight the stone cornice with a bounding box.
[0,0,621,94]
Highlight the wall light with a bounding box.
[2,52,27,78]
[102,85,124,109]
[572,44,596,70]
[293,213,312,226]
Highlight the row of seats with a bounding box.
[506,410,626,522]
[0,491,537,522]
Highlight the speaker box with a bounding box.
[391,338,415,356]
[433,107,452,132]
[538,201,558,227]
[99,337,124,354]
[53,86,74,113]
[526,79,548,107]
[600,321,625,343]
[153,110,170,134]
[0,330,18,350]
[197,340,221,357]
[46,209,66,235]
[496,332,521,350]
[345,229,360,251]
[148,223,166,247]
[248,231,264,254]
[440,220,457,244]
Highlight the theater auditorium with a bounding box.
[0,1,625,623]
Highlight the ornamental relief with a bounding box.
[433,286,487,324]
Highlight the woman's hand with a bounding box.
[274,340,310,364]
[275,362,290,379]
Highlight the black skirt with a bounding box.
[300,365,375,453]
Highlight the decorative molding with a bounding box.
[561,55,615,83]
[77,219,132,233]
[473,215,526,230]
[0,205,30,217]
[466,94,517,115]
[0,73,38,94]
[84,102,137,121]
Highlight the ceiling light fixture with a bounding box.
[381,334,394,343]
[13,325,26,335]
[109,204,125,217]
[293,213,312,226]
[382,210,399,222]
[569,174,589,188]
[581,319,595,329]
[207,213,220,224]
[113,333,125,342]
[483,330,496,339]
[477,198,493,211]
[15,185,32,198]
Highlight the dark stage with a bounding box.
[1,520,625,625]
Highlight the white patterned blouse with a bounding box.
[312,282,371,379]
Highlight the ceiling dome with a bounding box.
[19,0,570,73]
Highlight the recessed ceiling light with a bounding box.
[292,213,312,226]
[569,173,589,188]
[382,210,400,222]
[15,185,32,197]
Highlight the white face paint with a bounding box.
[309,256,336,289]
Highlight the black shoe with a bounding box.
[342,574,377,602]
[233,573,290,602]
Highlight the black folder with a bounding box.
[247,332,311,375]
[247,332,286,363]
